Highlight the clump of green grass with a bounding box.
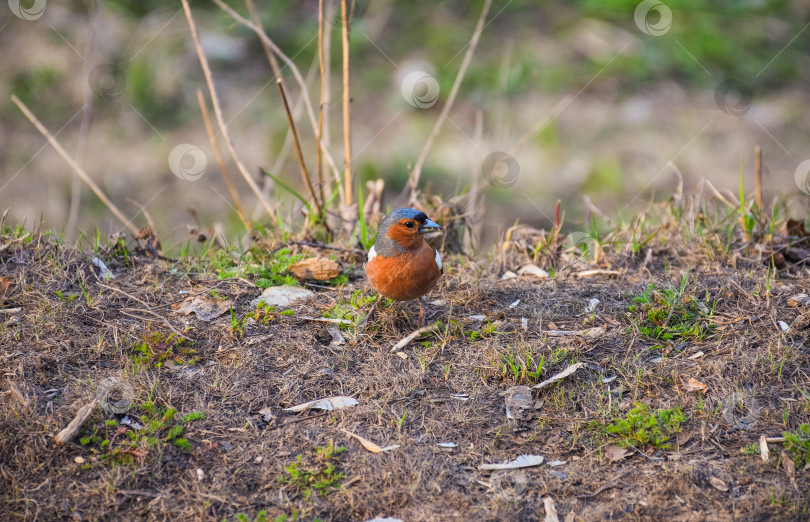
[591,402,687,450]
[129,331,198,371]
[277,442,346,500]
[324,289,378,328]
[234,511,299,522]
[79,403,205,466]
[741,442,761,455]
[626,271,715,341]
[784,424,810,468]
[210,247,304,288]
[494,343,545,384]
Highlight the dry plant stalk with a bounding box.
[10,95,140,236]
[754,145,763,208]
[408,0,493,195]
[276,80,324,221]
[340,0,353,209]
[181,0,277,223]
[197,89,252,233]
[213,0,343,199]
[316,0,327,207]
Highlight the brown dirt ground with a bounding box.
[1,237,809,521]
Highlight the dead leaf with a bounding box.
[0,276,12,297]
[341,429,382,453]
[682,377,708,394]
[479,454,544,471]
[250,285,315,308]
[136,227,162,258]
[605,445,629,462]
[517,264,550,279]
[534,363,586,390]
[709,476,728,492]
[283,396,358,413]
[340,429,397,453]
[676,430,691,447]
[503,386,533,421]
[543,496,559,522]
[172,295,233,322]
[782,451,796,477]
[760,435,769,463]
[258,407,274,423]
[289,258,341,281]
[327,326,345,347]
[91,257,114,279]
[787,294,810,307]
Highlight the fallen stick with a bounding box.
[299,316,352,325]
[55,399,98,444]
[390,323,440,353]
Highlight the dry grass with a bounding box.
[1,206,810,521]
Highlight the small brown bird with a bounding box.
[363,208,443,325]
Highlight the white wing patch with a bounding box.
[434,248,442,272]
[367,245,378,262]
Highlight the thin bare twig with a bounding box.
[180,0,277,223]
[316,0,327,208]
[754,145,763,208]
[340,0,353,209]
[11,95,140,236]
[276,80,324,221]
[212,0,343,199]
[408,0,493,195]
[390,323,440,352]
[197,89,252,233]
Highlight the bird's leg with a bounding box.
[419,296,427,327]
[357,293,380,333]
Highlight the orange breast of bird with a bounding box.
[365,241,441,301]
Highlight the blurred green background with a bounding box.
[1,0,809,249]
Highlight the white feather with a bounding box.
[367,245,377,261]
[434,249,442,271]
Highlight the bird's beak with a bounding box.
[418,218,443,234]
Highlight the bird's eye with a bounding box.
[404,221,414,228]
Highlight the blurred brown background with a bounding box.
[1,0,809,250]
